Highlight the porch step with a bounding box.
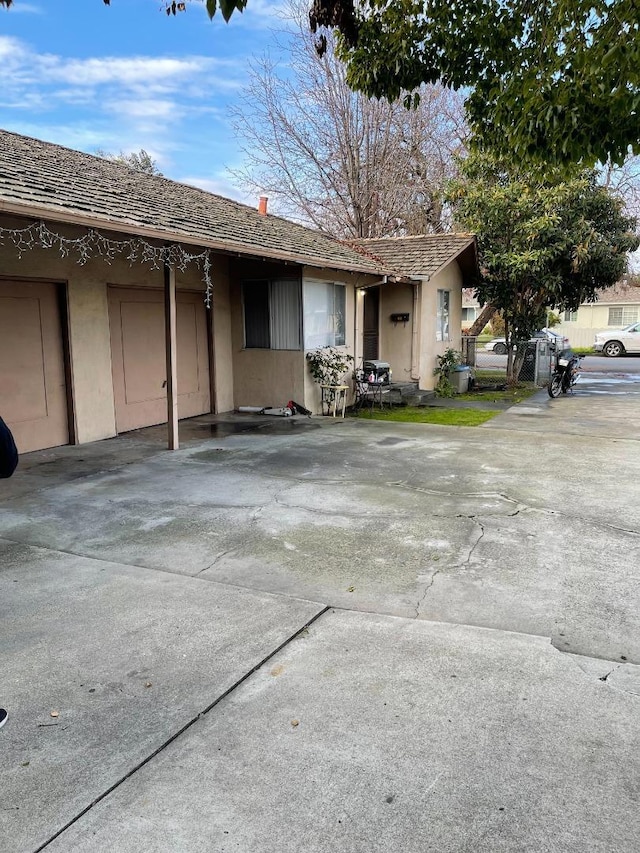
[386,382,435,406]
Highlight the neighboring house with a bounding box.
[554,280,640,348]
[0,129,478,454]
[461,288,482,330]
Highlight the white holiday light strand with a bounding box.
[0,220,214,306]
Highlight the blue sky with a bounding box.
[0,0,290,202]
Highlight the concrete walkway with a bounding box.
[1,371,639,852]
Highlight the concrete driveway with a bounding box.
[1,372,639,852]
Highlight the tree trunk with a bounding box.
[465,303,496,337]
[505,318,514,383]
[511,343,528,384]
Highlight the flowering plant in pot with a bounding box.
[306,347,354,387]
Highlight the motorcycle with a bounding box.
[548,349,581,398]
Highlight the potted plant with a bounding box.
[433,348,462,397]
[306,347,354,415]
[306,347,353,386]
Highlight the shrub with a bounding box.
[306,347,354,386]
[433,348,461,397]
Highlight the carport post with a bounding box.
[164,261,179,450]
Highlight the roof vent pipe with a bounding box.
[258,196,268,215]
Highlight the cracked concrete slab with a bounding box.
[1,373,639,851]
[1,415,638,665]
[566,654,640,695]
[0,540,323,852]
[43,610,640,853]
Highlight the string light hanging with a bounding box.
[0,219,214,306]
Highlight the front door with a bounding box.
[363,286,380,361]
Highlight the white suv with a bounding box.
[594,323,640,357]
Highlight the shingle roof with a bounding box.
[352,234,478,279]
[0,128,393,276]
[593,280,640,304]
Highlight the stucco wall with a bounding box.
[230,263,372,415]
[379,283,416,384]
[67,276,117,443]
[208,255,234,414]
[0,219,215,445]
[418,263,463,391]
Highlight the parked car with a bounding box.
[484,329,569,355]
[594,322,640,357]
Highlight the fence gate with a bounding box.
[462,336,552,387]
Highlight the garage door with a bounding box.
[109,287,211,433]
[0,280,69,453]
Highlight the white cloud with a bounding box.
[105,98,182,122]
[41,55,211,88]
[0,33,248,153]
[0,35,244,103]
[2,121,117,152]
[0,29,263,194]
[179,174,252,204]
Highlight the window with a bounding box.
[608,306,638,326]
[462,307,476,323]
[242,279,302,349]
[303,281,346,348]
[436,290,450,341]
[564,310,578,322]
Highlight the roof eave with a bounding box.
[422,237,478,280]
[0,199,388,278]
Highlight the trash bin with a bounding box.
[451,365,471,393]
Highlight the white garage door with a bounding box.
[0,280,69,453]
[109,287,211,433]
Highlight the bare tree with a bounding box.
[600,154,640,222]
[230,4,466,238]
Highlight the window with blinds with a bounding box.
[303,281,346,349]
[608,306,638,326]
[242,279,302,349]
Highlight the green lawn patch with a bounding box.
[458,384,538,403]
[351,407,498,426]
[569,347,594,356]
[473,369,507,382]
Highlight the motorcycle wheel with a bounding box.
[548,374,563,398]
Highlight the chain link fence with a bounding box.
[461,337,552,386]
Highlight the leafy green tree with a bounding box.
[310,0,640,168]
[448,153,640,381]
[6,0,637,164]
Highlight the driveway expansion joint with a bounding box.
[32,604,331,853]
[553,647,640,683]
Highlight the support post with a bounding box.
[164,262,179,450]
